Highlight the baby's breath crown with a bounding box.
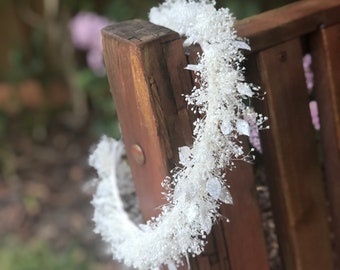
[90,1,264,269]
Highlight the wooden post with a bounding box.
[102,19,193,220]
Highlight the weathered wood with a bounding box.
[102,19,193,219]
[235,0,340,52]
[310,23,340,267]
[255,38,334,270]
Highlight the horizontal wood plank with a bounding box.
[235,0,340,52]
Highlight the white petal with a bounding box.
[183,36,195,46]
[167,261,177,270]
[220,120,232,135]
[219,186,233,204]
[236,119,250,136]
[206,177,221,200]
[185,64,199,72]
[237,83,253,97]
[233,40,251,51]
[178,146,192,166]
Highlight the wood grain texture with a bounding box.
[235,0,340,52]
[255,38,334,270]
[310,23,340,268]
[102,19,192,219]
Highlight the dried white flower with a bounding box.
[237,83,254,97]
[90,1,264,269]
[206,177,222,200]
[236,119,250,136]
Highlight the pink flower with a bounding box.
[303,54,314,93]
[69,12,111,75]
[303,54,321,130]
[309,101,320,130]
[244,111,263,153]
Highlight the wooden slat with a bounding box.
[310,23,340,268]
[212,221,229,269]
[235,0,340,52]
[102,19,193,219]
[184,46,270,270]
[197,256,212,270]
[255,38,334,270]
[185,45,270,270]
[220,158,270,270]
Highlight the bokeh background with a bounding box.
[0,0,295,269]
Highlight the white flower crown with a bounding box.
[89,1,266,269]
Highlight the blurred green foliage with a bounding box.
[8,30,46,82]
[75,68,120,138]
[0,112,7,140]
[217,0,295,18]
[103,0,159,21]
[0,239,94,270]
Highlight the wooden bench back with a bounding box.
[102,0,340,269]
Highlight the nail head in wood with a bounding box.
[131,144,145,165]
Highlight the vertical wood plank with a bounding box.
[102,20,190,220]
[197,256,212,270]
[221,158,270,270]
[310,23,340,268]
[255,38,334,270]
[185,47,270,270]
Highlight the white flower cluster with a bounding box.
[90,1,263,269]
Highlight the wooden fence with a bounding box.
[101,0,340,269]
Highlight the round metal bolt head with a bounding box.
[130,144,145,165]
